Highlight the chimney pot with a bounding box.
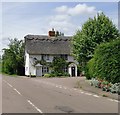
[48,28,55,37]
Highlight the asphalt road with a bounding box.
[2,75,119,113]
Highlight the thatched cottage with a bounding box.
[24,29,78,77]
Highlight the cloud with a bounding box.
[55,4,97,16]
[44,14,77,35]
[55,5,68,13]
[49,3,98,35]
[50,14,70,22]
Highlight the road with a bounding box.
[2,75,119,113]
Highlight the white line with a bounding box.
[73,88,77,90]
[56,85,58,87]
[3,80,13,88]
[113,100,119,103]
[108,99,114,102]
[13,88,22,96]
[63,87,67,89]
[7,83,13,88]
[85,93,92,96]
[108,99,119,103]
[93,95,100,98]
[59,86,62,88]
[27,100,43,113]
[80,91,84,94]
[4,80,22,96]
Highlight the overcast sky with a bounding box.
[1,1,119,55]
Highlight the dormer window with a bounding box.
[60,54,68,60]
[42,54,49,60]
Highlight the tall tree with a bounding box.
[72,12,119,68]
[2,38,25,75]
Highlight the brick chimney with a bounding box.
[48,28,55,37]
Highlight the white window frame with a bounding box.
[42,54,49,60]
[63,66,68,73]
[42,66,49,73]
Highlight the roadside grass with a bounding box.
[1,72,18,77]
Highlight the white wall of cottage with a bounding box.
[25,51,30,76]
[25,53,78,76]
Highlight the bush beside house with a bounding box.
[86,38,120,83]
[43,57,70,77]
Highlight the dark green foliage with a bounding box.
[72,12,119,68]
[2,38,25,75]
[51,56,68,76]
[85,58,95,79]
[87,38,120,83]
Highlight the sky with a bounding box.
[0,1,119,55]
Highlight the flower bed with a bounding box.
[90,78,120,95]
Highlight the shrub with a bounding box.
[87,38,120,83]
[63,73,70,77]
[49,73,56,77]
[110,83,120,93]
[44,73,51,78]
[85,58,95,79]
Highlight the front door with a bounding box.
[71,67,75,77]
[36,67,42,77]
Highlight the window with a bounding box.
[42,55,49,60]
[42,66,49,73]
[63,66,68,73]
[60,54,68,60]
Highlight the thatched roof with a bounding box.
[24,35,72,55]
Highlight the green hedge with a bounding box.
[85,58,95,79]
[86,38,120,83]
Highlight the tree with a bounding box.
[2,38,25,75]
[72,12,119,68]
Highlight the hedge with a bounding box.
[85,58,95,79]
[86,38,120,83]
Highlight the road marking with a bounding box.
[113,100,119,103]
[108,99,114,102]
[59,86,62,88]
[80,91,84,94]
[85,93,92,96]
[13,88,22,96]
[3,80,22,96]
[55,85,58,88]
[7,83,13,88]
[3,80,13,88]
[27,100,43,113]
[63,87,67,89]
[73,88,77,90]
[107,99,119,103]
[93,95,100,98]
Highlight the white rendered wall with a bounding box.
[67,55,78,64]
[25,51,30,76]
[25,54,78,76]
